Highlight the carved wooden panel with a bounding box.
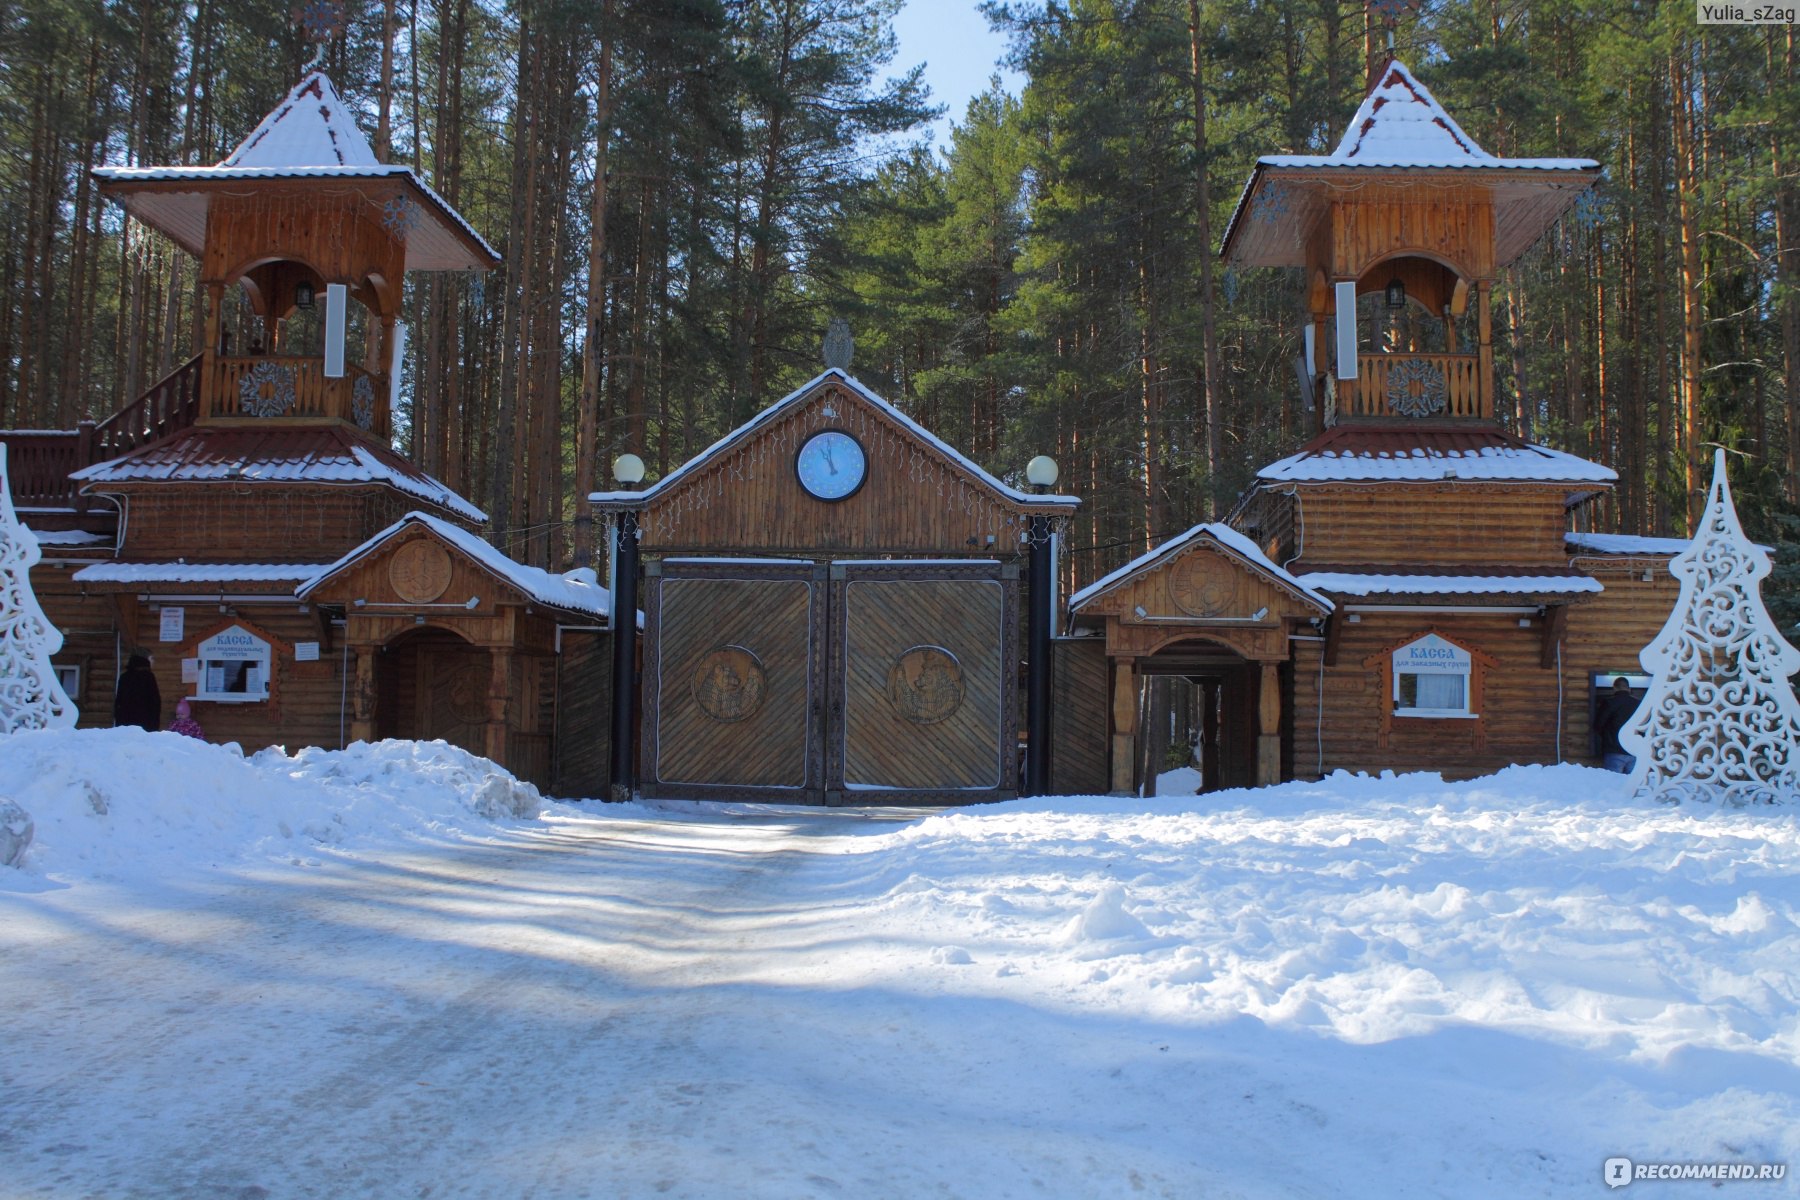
[645,564,823,796]
[832,564,1016,798]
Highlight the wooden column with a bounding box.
[201,282,224,418]
[486,647,512,765]
[1311,310,1330,434]
[1476,279,1494,420]
[1109,659,1137,795]
[350,644,376,744]
[1256,660,1281,787]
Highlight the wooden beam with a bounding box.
[1322,611,1344,666]
[1540,604,1569,669]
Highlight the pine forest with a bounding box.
[3,0,1799,609]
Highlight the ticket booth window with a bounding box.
[1392,633,1474,718]
[193,626,272,703]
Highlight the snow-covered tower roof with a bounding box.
[221,72,383,170]
[1220,59,1601,269]
[91,71,497,272]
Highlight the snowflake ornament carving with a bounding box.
[1621,449,1800,803]
[0,444,78,734]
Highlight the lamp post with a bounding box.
[608,453,645,803]
[1024,454,1059,797]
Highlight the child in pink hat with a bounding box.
[168,698,205,740]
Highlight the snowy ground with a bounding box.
[2,730,1797,1198]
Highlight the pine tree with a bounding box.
[0,444,78,733]
[1622,449,1800,803]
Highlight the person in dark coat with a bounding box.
[113,653,162,732]
[1595,676,1641,774]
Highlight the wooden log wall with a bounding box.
[1289,612,1561,780]
[551,629,612,800]
[115,485,430,560]
[1558,559,1682,760]
[30,560,127,728]
[1050,637,1109,795]
[1278,483,1573,568]
[126,602,349,751]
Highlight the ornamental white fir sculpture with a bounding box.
[0,443,78,734]
[1621,449,1800,803]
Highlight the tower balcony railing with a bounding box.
[1346,352,1488,421]
[203,353,391,438]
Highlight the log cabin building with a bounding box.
[1068,60,1686,792]
[0,72,619,795]
[2,57,1698,802]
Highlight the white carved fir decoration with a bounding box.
[0,444,79,733]
[1622,449,1800,803]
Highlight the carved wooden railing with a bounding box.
[207,355,389,437]
[0,427,88,508]
[93,353,205,460]
[1349,353,1487,420]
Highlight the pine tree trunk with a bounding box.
[572,0,614,567]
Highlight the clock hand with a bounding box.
[822,443,838,474]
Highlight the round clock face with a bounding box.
[795,430,867,501]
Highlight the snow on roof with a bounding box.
[298,511,623,621]
[70,427,487,524]
[73,562,319,585]
[223,72,380,169]
[1565,530,1774,558]
[26,528,109,547]
[1069,523,1333,614]
[1296,572,1604,598]
[588,370,1079,511]
[1258,440,1616,485]
[1565,532,1691,556]
[1256,61,1597,172]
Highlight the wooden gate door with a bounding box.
[640,559,827,802]
[828,561,1019,804]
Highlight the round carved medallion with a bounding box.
[389,539,453,603]
[691,645,767,723]
[887,645,965,725]
[1168,553,1237,617]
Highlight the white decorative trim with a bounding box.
[0,444,78,733]
[1622,450,1800,803]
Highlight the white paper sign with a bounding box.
[181,658,200,683]
[295,641,320,662]
[245,666,263,694]
[1395,634,1471,675]
[159,607,185,642]
[207,665,225,693]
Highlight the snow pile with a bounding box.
[0,728,541,881]
[827,765,1800,1070]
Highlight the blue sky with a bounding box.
[889,0,1024,147]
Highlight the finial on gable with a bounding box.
[823,318,854,373]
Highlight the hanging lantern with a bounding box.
[294,280,315,311]
[1384,278,1406,310]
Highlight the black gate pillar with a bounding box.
[1025,512,1054,796]
[608,506,640,802]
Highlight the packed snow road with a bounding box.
[4,806,1258,1199]
[3,732,1798,1198]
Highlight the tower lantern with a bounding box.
[1220,60,1599,431]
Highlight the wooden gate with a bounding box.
[641,559,827,802]
[641,558,1017,805]
[828,561,1018,804]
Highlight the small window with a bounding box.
[53,664,80,701]
[1391,633,1474,718]
[193,625,272,703]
